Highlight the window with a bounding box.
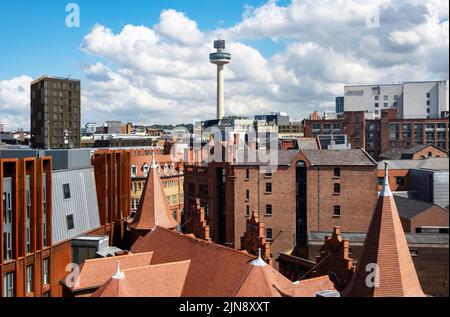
[63,183,71,199]
[378,177,384,186]
[3,272,14,297]
[334,183,341,194]
[265,172,272,178]
[143,164,150,176]
[266,205,273,216]
[394,95,399,100]
[43,259,49,285]
[384,103,388,108]
[426,92,431,98]
[131,165,137,177]
[266,228,273,240]
[396,177,405,186]
[245,169,250,180]
[66,214,75,230]
[246,205,250,217]
[426,100,431,106]
[26,265,33,294]
[374,103,379,108]
[374,96,379,101]
[333,206,341,217]
[246,190,250,201]
[375,110,379,115]
[427,108,430,113]
[334,168,341,178]
[266,183,272,194]
[384,95,388,101]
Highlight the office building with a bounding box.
[343,80,449,119]
[30,76,81,149]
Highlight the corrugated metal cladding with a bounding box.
[433,170,449,209]
[51,167,100,245]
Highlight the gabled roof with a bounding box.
[394,196,449,220]
[92,261,190,297]
[302,149,377,166]
[380,144,448,160]
[129,154,178,231]
[378,158,449,171]
[343,164,425,297]
[63,252,154,291]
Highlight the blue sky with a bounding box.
[0,0,289,80]
[0,0,448,129]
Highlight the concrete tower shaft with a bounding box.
[210,40,231,120]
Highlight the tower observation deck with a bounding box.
[210,40,231,120]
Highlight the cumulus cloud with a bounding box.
[0,76,32,130]
[0,0,448,130]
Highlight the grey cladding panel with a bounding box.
[51,168,100,244]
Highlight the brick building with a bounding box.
[130,151,184,223]
[303,109,449,160]
[184,149,378,265]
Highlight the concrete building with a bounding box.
[30,76,81,149]
[0,122,5,134]
[343,80,449,119]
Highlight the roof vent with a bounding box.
[250,248,268,267]
[314,290,341,297]
[112,261,125,280]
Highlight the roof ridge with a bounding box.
[157,227,255,259]
[83,251,153,264]
[121,260,191,274]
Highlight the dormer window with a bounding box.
[131,165,137,177]
[143,164,149,177]
[164,164,169,174]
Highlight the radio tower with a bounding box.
[210,40,231,120]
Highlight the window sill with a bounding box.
[265,214,273,218]
[265,192,272,195]
[333,193,341,196]
[332,215,341,219]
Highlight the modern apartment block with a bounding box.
[0,151,103,297]
[343,80,449,119]
[184,149,378,265]
[30,76,81,149]
[304,109,449,160]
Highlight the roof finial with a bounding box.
[112,261,125,280]
[380,162,393,197]
[151,150,157,169]
[250,248,268,267]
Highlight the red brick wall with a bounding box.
[377,169,410,192]
[410,207,449,233]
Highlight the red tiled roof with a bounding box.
[92,261,191,297]
[66,252,154,291]
[129,159,178,231]
[130,227,336,297]
[343,164,425,297]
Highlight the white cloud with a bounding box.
[0,0,448,130]
[0,76,32,130]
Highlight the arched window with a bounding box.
[164,163,169,174]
